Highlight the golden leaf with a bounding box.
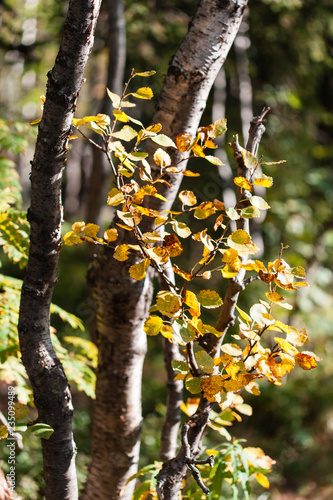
[294,353,318,370]
[144,315,163,336]
[129,258,151,280]
[254,473,270,489]
[173,265,192,281]
[63,231,83,246]
[182,170,200,177]
[156,291,181,316]
[192,143,205,157]
[183,290,201,317]
[268,353,294,379]
[104,228,118,242]
[176,133,191,152]
[154,148,171,168]
[194,201,216,220]
[233,176,252,191]
[113,244,130,261]
[163,234,183,257]
[201,375,225,402]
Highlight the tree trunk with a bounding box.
[84,1,248,499]
[18,2,101,499]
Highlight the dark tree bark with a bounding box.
[17,1,101,499]
[84,1,248,499]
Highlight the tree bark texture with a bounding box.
[18,2,101,499]
[84,1,248,499]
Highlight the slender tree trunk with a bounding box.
[84,1,248,499]
[17,2,101,499]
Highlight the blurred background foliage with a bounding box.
[0,0,332,498]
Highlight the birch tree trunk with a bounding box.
[18,1,101,499]
[84,1,248,499]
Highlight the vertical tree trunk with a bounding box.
[18,2,101,499]
[84,1,248,499]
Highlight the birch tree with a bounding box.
[17,1,102,499]
[83,1,248,499]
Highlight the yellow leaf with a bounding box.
[268,353,294,379]
[160,324,173,339]
[197,290,222,309]
[182,170,200,177]
[180,398,200,417]
[221,264,240,278]
[227,230,259,254]
[221,344,243,357]
[84,223,99,238]
[173,265,192,281]
[130,87,154,99]
[113,244,130,261]
[29,116,42,125]
[144,315,163,336]
[72,221,86,233]
[233,176,252,191]
[294,353,318,370]
[253,175,273,188]
[204,324,223,337]
[104,228,118,242]
[163,234,183,257]
[129,258,151,280]
[254,473,270,489]
[113,109,129,122]
[201,375,225,402]
[286,327,310,346]
[179,190,197,207]
[192,143,205,157]
[221,248,239,265]
[266,291,284,303]
[183,290,201,317]
[205,155,223,166]
[156,291,181,316]
[176,133,191,152]
[194,201,216,220]
[63,231,83,246]
[274,337,298,356]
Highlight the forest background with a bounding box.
[0,0,332,498]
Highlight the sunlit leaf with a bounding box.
[144,315,163,336]
[63,231,83,246]
[239,147,258,169]
[253,174,273,188]
[72,221,86,233]
[192,229,215,251]
[294,352,318,370]
[173,264,192,281]
[113,110,129,123]
[254,473,270,489]
[112,125,138,142]
[180,398,200,417]
[176,133,192,152]
[205,155,223,166]
[163,234,183,257]
[129,258,151,280]
[84,223,99,238]
[182,170,200,177]
[178,190,197,207]
[107,89,121,108]
[227,229,259,254]
[192,143,205,157]
[250,195,270,210]
[221,344,243,357]
[185,375,202,394]
[266,291,284,303]
[130,87,154,99]
[156,290,181,316]
[151,134,176,148]
[113,244,130,261]
[201,375,224,402]
[154,148,171,168]
[170,220,191,238]
[240,206,261,219]
[204,324,223,337]
[183,290,200,317]
[274,337,298,356]
[225,207,240,221]
[194,201,216,220]
[197,290,222,309]
[134,70,156,77]
[233,176,252,191]
[268,353,294,378]
[209,119,227,138]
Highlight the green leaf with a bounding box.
[240,206,261,219]
[239,147,258,169]
[173,319,196,343]
[185,375,202,394]
[227,230,259,254]
[195,350,215,374]
[210,119,227,138]
[29,423,54,439]
[171,359,189,375]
